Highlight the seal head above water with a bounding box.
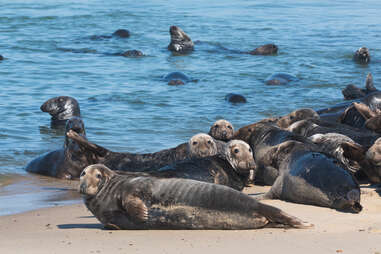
[168,26,194,54]
[40,96,80,126]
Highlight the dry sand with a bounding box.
[1,185,381,254]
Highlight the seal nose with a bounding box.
[79,183,87,194]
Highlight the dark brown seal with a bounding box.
[25,117,91,179]
[167,26,194,54]
[209,119,234,141]
[79,164,312,230]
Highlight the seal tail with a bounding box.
[257,202,313,229]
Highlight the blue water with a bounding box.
[0,0,380,212]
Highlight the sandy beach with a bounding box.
[1,184,380,254]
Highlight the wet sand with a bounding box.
[1,184,381,254]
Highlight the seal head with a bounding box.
[40,96,80,122]
[188,133,218,158]
[168,26,194,54]
[209,119,234,141]
[353,47,370,64]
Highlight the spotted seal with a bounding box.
[79,164,312,230]
[40,96,81,126]
[353,47,370,64]
[209,119,234,141]
[167,26,194,54]
[25,117,91,179]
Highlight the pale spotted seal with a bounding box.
[79,164,312,230]
[342,73,376,100]
[167,26,194,54]
[277,108,320,129]
[209,119,234,141]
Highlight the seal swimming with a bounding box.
[40,96,81,126]
[167,26,194,54]
[79,164,312,230]
[25,117,91,179]
[249,44,278,55]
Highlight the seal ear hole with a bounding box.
[192,141,198,146]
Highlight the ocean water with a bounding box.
[0,0,380,214]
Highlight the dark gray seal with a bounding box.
[342,73,376,100]
[112,29,130,38]
[153,140,255,191]
[66,132,222,175]
[120,50,143,57]
[363,137,381,183]
[209,119,234,141]
[232,118,281,143]
[167,26,194,54]
[225,93,247,104]
[40,96,81,126]
[163,71,197,86]
[80,164,312,230]
[353,47,370,64]
[257,140,362,213]
[25,117,91,179]
[265,73,298,86]
[249,44,278,55]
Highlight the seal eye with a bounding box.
[80,171,86,177]
[234,148,239,154]
[96,173,102,179]
[207,140,212,144]
[227,125,232,129]
[192,141,198,146]
[249,148,252,153]
[248,128,252,132]
[290,116,294,120]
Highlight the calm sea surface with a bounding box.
[0,0,380,213]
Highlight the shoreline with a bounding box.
[1,185,381,254]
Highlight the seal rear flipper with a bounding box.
[66,130,109,156]
[353,102,377,119]
[122,195,149,222]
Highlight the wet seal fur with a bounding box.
[225,93,247,104]
[265,73,298,86]
[249,44,278,55]
[79,164,312,230]
[153,140,255,191]
[168,26,194,54]
[257,140,363,213]
[40,96,81,126]
[25,117,91,179]
[209,119,234,141]
[342,73,376,100]
[353,47,370,64]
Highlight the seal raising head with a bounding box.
[277,108,320,129]
[168,26,194,54]
[225,140,255,175]
[353,47,370,64]
[40,96,80,123]
[209,119,234,141]
[188,133,218,158]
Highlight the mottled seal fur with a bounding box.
[249,44,278,55]
[80,164,312,230]
[353,47,370,64]
[66,132,222,174]
[265,73,298,86]
[209,119,234,141]
[258,141,362,213]
[154,140,255,191]
[25,117,91,179]
[225,93,247,104]
[40,96,81,126]
[277,108,320,129]
[232,118,281,143]
[168,26,194,54]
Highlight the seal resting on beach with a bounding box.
[353,47,370,64]
[249,44,278,55]
[79,164,312,230]
[153,140,255,191]
[257,140,363,213]
[40,96,80,126]
[167,26,194,54]
[225,93,247,104]
[67,132,222,174]
[25,117,91,179]
[209,119,234,141]
[120,50,143,57]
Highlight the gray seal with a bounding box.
[79,164,312,230]
[225,93,247,104]
[209,119,234,141]
[265,73,298,85]
[167,26,194,54]
[40,96,81,126]
[353,47,370,64]
[249,44,278,55]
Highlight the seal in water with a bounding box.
[40,96,81,126]
[225,93,247,104]
[209,119,234,141]
[163,71,197,86]
[167,26,194,54]
[121,50,143,57]
[249,44,278,55]
[353,47,370,64]
[265,73,298,86]
[25,117,92,179]
[342,73,376,100]
[257,140,363,213]
[152,140,255,191]
[112,29,130,38]
[66,131,222,175]
[79,164,312,230]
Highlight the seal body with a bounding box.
[163,72,197,86]
[40,96,80,126]
[277,108,320,129]
[168,26,194,54]
[249,44,278,55]
[80,164,312,230]
[25,117,91,179]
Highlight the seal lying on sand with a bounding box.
[209,119,234,141]
[257,141,362,213]
[80,164,312,230]
[249,44,278,55]
[67,132,222,174]
[25,117,91,179]
[40,96,81,126]
[153,140,255,191]
[167,26,194,54]
[353,47,370,64]
[342,73,376,100]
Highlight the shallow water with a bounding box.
[1,0,381,214]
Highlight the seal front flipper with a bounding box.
[122,195,149,222]
[67,130,109,156]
